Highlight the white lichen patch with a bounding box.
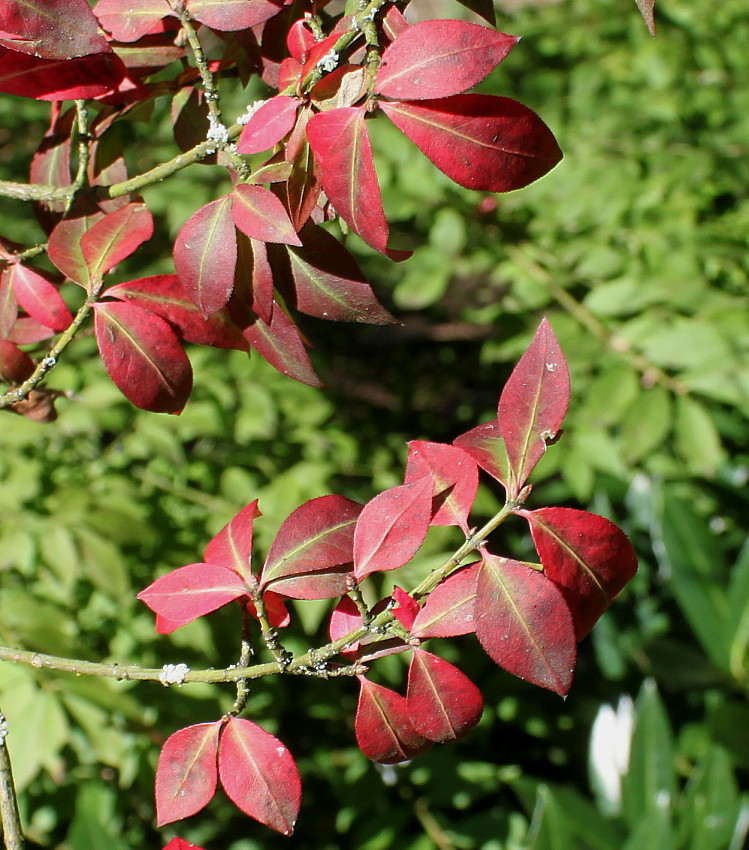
[317,50,339,73]
[207,114,229,146]
[236,100,267,125]
[159,663,190,686]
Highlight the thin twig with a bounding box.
[0,710,24,850]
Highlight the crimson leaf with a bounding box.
[453,420,512,494]
[8,264,71,331]
[237,95,299,155]
[231,184,301,246]
[410,562,480,639]
[203,500,261,584]
[81,202,153,286]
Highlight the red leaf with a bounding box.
[47,208,105,288]
[106,275,248,350]
[404,440,478,532]
[203,501,261,585]
[375,20,518,101]
[29,104,74,225]
[0,50,125,101]
[474,552,576,696]
[8,264,72,331]
[306,107,398,258]
[260,495,362,599]
[498,318,570,497]
[155,722,221,826]
[406,649,483,742]
[93,301,193,413]
[380,95,562,192]
[328,596,362,654]
[353,477,433,580]
[0,268,18,339]
[218,716,301,836]
[0,0,111,60]
[231,184,301,246]
[186,0,282,32]
[519,507,638,640]
[283,224,395,324]
[0,339,34,383]
[137,563,247,631]
[94,0,170,43]
[355,677,432,764]
[285,114,321,232]
[237,95,299,155]
[391,587,418,631]
[173,196,237,317]
[163,839,205,850]
[81,202,153,285]
[410,562,480,639]
[247,237,274,324]
[236,301,322,388]
[7,316,56,344]
[453,420,511,493]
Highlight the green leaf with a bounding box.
[621,680,676,829]
[726,539,749,684]
[619,385,672,464]
[65,783,129,850]
[674,395,726,475]
[678,746,740,850]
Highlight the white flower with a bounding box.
[588,695,634,816]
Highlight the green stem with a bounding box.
[65,100,91,215]
[0,711,24,850]
[229,606,255,716]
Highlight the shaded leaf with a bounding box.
[137,563,247,631]
[0,50,125,101]
[8,264,71,330]
[380,95,562,192]
[406,648,483,742]
[455,0,496,26]
[106,275,248,350]
[47,209,105,288]
[231,184,301,246]
[453,419,511,493]
[0,339,34,383]
[155,722,221,826]
[260,495,362,597]
[173,196,237,317]
[410,562,480,639]
[521,507,638,640]
[498,318,570,496]
[218,717,301,836]
[203,501,261,585]
[355,677,432,764]
[94,0,170,43]
[475,552,576,695]
[93,301,192,413]
[404,440,478,531]
[6,316,56,344]
[237,95,299,154]
[0,268,19,339]
[283,224,395,323]
[187,0,282,32]
[0,0,111,60]
[81,202,153,285]
[353,477,433,580]
[375,20,517,100]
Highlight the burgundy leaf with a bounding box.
[285,119,321,233]
[231,184,301,246]
[380,95,562,192]
[137,563,247,630]
[406,648,483,742]
[106,275,248,350]
[355,677,432,764]
[47,210,105,288]
[247,237,274,324]
[173,196,237,317]
[328,596,363,654]
[0,339,34,383]
[404,440,478,532]
[237,95,299,155]
[29,104,74,225]
[375,20,518,101]
[519,507,638,640]
[306,107,400,258]
[203,500,261,584]
[8,264,71,331]
[353,477,433,580]
[0,0,111,60]
[81,202,153,285]
[260,495,362,595]
[410,562,480,639]
[155,722,221,826]
[391,587,418,631]
[453,420,511,493]
[218,717,301,836]
[283,224,395,324]
[0,268,18,339]
[236,301,322,388]
[0,49,125,101]
[186,0,282,32]
[94,0,170,43]
[498,318,570,497]
[475,552,576,696]
[93,301,193,413]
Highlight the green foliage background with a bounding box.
[1,0,748,847]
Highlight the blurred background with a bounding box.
[1,0,748,847]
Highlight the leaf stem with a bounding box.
[0,710,24,850]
